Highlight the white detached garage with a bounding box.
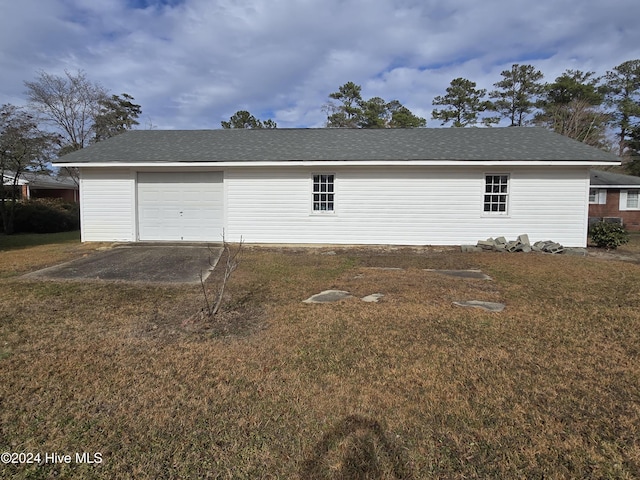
[54,128,620,247]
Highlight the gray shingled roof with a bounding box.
[54,127,620,164]
[3,171,77,188]
[591,169,640,186]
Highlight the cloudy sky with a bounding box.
[1,0,639,130]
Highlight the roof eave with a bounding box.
[592,184,640,188]
[54,160,621,168]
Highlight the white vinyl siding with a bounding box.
[80,168,135,242]
[224,166,590,247]
[505,168,589,246]
[78,165,591,247]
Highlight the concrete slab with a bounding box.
[363,267,404,271]
[303,290,353,303]
[453,300,505,312]
[23,245,222,284]
[361,293,384,303]
[425,269,493,280]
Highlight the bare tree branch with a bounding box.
[211,237,243,317]
[24,70,107,152]
[200,235,244,318]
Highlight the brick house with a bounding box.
[589,170,640,231]
[3,172,79,203]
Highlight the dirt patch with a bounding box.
[586,248,640,263]
[585,233,640,263]
[181,306,268,337]
[178,245,267,338]
[324,245,479,270]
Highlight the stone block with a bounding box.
[477,240,496,250]
[461,245,483,252]
[361,293,384,303]
[506,241,520,252]
[517,234,530,246]
[495,236,507,245]
[546,243,564,254]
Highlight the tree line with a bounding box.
[437,59,640,172]
[429,61,640,160]
[0,70,142,233]
[3,60,640,234]
[224,59,640,174]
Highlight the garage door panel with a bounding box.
[137,172,223,241]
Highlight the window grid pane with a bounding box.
[313,174,335,212]
[628,190,639,209]
[484,175,509,213]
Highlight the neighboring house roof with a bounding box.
[590,170,640,188]
[2,172,28,185]
[2,171,78,189]
[54,127,621,167]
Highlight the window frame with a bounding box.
[620,189,640,211]
[310,173,336,215]
[589,188,607,205]
[482,173,510,216]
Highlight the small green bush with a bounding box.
[12,199,80,234]
[589,221,629,250]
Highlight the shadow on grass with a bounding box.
[0,230,80,250]
[301,415,414,479]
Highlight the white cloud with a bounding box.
[1,0,639,128]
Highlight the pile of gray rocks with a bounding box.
[462,234,586,255]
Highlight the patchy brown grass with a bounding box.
[1,239,640,479]
[0,232,107,279]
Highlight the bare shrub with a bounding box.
[200,236,243,318]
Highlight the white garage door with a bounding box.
[137,172,223,241]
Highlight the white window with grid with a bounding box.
[589,188,607,205]
[620,189,640,210]
[312,174,335,213]
[483,174,509,214]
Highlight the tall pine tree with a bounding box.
[604,59,640,156]
[489,64,544,126]
[432,77,497,127]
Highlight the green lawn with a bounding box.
[0,239,639,478]
[0,230,80,250]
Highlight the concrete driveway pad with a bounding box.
[25,245,222,284]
